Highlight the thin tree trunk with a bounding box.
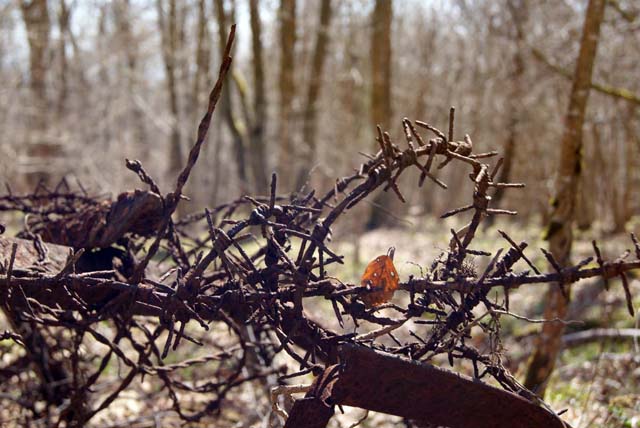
[366,0,395,230]
[249,0,269,195]
[489,0,527,219]
[575,112,596,231]
[611,107,636,232]
[114,0,148,149]
[590,122,606,226]
[176,1,189,89]
[295,0,333,191]
[523,0,606,397]
[157,0,183,180]
[56,0,69,119]
[278,0,296,191]
[413,19,437,215]
[21,0,53,187]
[609,123,626,233]
[622,106,639,222]
[369,0,392,129]
[191,0,210,126]
[97,5,112,148]
[214,0,248,193]
[621,127,634,228]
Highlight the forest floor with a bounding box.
[324,216,640,428]
[1,217,639,427]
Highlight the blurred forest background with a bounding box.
[1,0,638,232]
[1,0,640,426]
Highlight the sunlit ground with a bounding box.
[1,216,639,427]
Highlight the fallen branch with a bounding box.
[562,328,640,347]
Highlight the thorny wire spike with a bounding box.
[387,246,395,260]
[0,114,639,425]
[130,24,236,285]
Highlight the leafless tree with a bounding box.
[524,0,607,396]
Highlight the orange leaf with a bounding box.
[360,248,399,307]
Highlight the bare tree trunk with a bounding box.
[369,0,392,141]
[114,0,148,149]
[56,0,69,119]
[610,107,636,232]
[366,0,395,230]
[588,122,611,227]
[214,0,248,194]
[191,0,210,126]
[575,117,596,231]
[176,1,189,89]
[622,106,639,223]
[295,0,333,191]
[157,0,183,180]
[414,19,437,215]
[96,5,113,149]
[249,0,269,195]
[609,124,625,233]
[621,129,634,229]
[278,0,296,191]
[489,0,527,218]
[21,0,53,188]
[523,0,606,397]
